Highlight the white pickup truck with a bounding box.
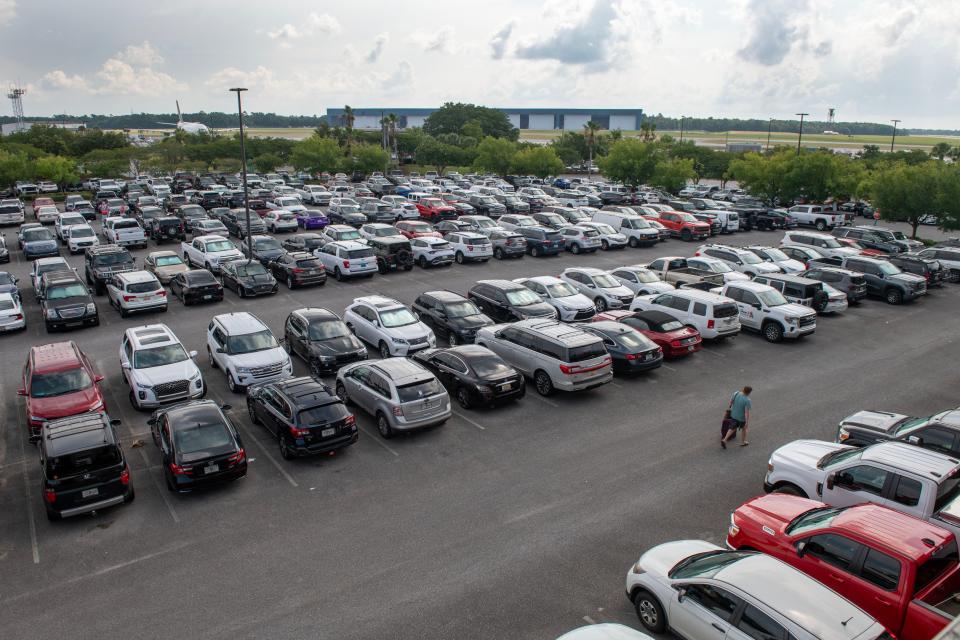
[102,216,148,248]
[181,234,243,273]
[785,205,846,231]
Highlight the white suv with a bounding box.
[344,295,436,359]
[55,212,87,241]
[446,232,493,263]
[781,230,860,259]
[120,324,204,409]
[411,236,455,268]
[67,224,99,254]
[315,240,378,280]
[719,281,816,342]
[561,267,635,312]
[106,271,167,317]
[513,276,595,321]
[207,312,293,393]
[695,244,783,277]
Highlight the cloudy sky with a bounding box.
[1,0,958,128]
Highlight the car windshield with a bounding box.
[935,478,960,516]
[819,447,863,469]
[0,273,13,285]
[702,261,732,273]
[592,223,616,235]
[30,368,93,398]
[372,227,398,237]
[891,415,931,436]
[762,248,790,261]
[892,231,908,240]
[233,262,268,277]
[756,289,788,307]
[474,218,496,228]
[634,270,659,283]
[594,274,621,288]
[227,329,278,354]
[379,307,418,328]
[669,551,751,579]
[186,272,217,285]
[678,213,698,222]
[786,506,845,535]
[47,283,88,299]
[505,289,542,306]
[541,215,564,226]
[298,402,349,426]
[23,229,55,242]
[336,229,361,241]
[466,354,511,378]
[614,330,651,350]
[397,379,444,402]
[821,238,843,248]
[134,344,189,369]
[254,238,281,251]
[545,282,578,298]
[71,227,95,238]
[443,301,482,318]
[739,252,763,265]
[205,240,234,252]
[155,255,183,267]
[879,262,901,275]
[173,422,234,461]
[308,319,350,340]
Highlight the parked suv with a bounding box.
[781,230,860,259]
[833,226,904,254]
[719,281,816,342]
[514,276,595,322]
[695,244,783,277]
[475,319,613,396]
[917,247,960,281]
[489,228,526,259]
[838,256,927,304]
[412,290,494,345]
[836,407,960,455]
[335,358,451,438]
[467,193,506,217]
[315,240,378,280]
[39,411,134,521]
[799,266,868,305]
[749,273,832,311]
[887,253,946,287]
[468,279,558,322]
[446,232,493,263]
[630,289,741,340]
[119,324,204,409]
[609,266,673,296]
[84,245,136,295]
[561,267,635,312]
[283,307,367,375]
[20,341,106,439]
[38,271,99,332]
[558,225,602,254]
[207,312,293,393]
[369,237,414,273]
[517,226,564,257]
[106,270,167,317]
[344,295,436,359]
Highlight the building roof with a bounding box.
[326,107,643,116]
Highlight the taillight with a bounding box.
[392,405,404,416]
[693,251,701,256]
[14,314,23,320]
[671,339,682,347]
[169,462,192,476]
[343,260,350,268]
[228,448,246,464]
[122,295,135,302]
[120,466,130,485]
[289,426,309,438]
[158,290,167,297]
[707,319,715,329]
[345,415,356,427]
[44,488,56,504]
[292,268,304,273]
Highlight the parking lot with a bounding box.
[1,213,957,640]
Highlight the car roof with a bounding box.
[148,250,180,258]
[116,270,159,284]
[354,295,404,309]
[213,312,268,335]
[672,288,733,303]
[515,319,601,346]
[273,376,337,407]
[476,279,524,291]
[787,230,833,239]
[756,273,819,285]
[524,275,564,285]
[726,281,774,293]
[164,400,226,428]
[331,240,367,250]
[861,442,960,480]
[564,266,605,275]
[832,503,954,559]
[421,290,467,303]
[42,412,114,456]
[294,307,340,322]
[31,340,83,373]
[127,324,179,349]
[370,357,430,383]
[633,309,678,324]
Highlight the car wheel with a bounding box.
[885,288,903,305]
[278,435,294,460]
[165,470,177,492]
[455,251,464,264]
[763,322,784,343]
[813,290,829,312]
[633,590,666,634]
[456,387,472,409]
[571,243,580,254]
[335,382,350,404]
[494,247,504,260]
[286,275,294,289]
[628,237,639,248]
[600,240,609,251]
[128,390,142,411]
[815,220,827,231]
[227,373,242,394]
[238,286,246,298]
[247,399,260,425]
[379,341,391,359]
[335,267,344,282]
[448,331,459,346]
[530,247,540,257]
[376,412,394,439]
[418,256,428,268]
[534,370,554,396]
[745,272,755,279]
[207,347,218,369]
[681,229,692,241]
[772,483,808,498]
[594,297,607,312]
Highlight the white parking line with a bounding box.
[357,424,400,456]
[609,381,623,389]
[239,426,300,488]
[452,410,485,430]
[529,394,560,408]
[661,364,677,372]
[582,616,597,624]
[16,426,40,564]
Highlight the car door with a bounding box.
[350,305,375,344]
[285,315,306,358]
[669,583,743,640]
[430,352,460,389]
[794,532,867,602]
[822,463,891,508]
[727,603,789,640]
[210,325,229,370]
[119,336,134,386]
[734,289,762,330]
[907,425,960,456]
[344,366,373,411]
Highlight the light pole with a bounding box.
[795,112,808,156]
[766,118,773,152]
[229,87,252,260]
[890,119,901,152]
[679,116,685,144]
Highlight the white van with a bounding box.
[703,209,739,233]
[591,210,659,247]
[630,288,741,339]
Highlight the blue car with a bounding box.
[553,177,571,189]
[296,209,329,230]
[19,225,60,259]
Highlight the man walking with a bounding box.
[721,386,752,448]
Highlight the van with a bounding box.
[475,319,613,395]
[703,209,739,233]
[629,288,741,339]
[590,210,659,247]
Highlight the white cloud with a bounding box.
[737,0,812,66]
[366,34,388,63]
[117,41,165,67]
[489,22,513,59]
[408,25,458,54]
[0,0,15,28]
[41,70,89,91]
[40,42,185,97]
[267,12,341,44]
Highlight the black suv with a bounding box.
[886,254,946,287]
[84,245,135,295]
[370,237,414,273]
[412,290,493,345]
[467,279,558,323]
[38,271,98,331]
[246,376,358,459]
[40,412,134,521]
[147,216,186,244]
[174,204,208,228]
[283,307,367,375]
[832,226,902,254]
[799,266,869,303]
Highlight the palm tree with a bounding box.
[930,142,952,161]
[640,121,657,142]
[583,120,600,170]
[343,105,355,153]
[386,113,399,165]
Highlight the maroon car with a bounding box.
[594,309,701,358]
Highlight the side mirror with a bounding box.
[796,541,807,557]
[17,388,26,396]
[825,472,836,490]
[95,374,105,383]
[677,587,687,603]
[907,435,922,445]
[147,417,157,426]
[216,347,225,354]
[220,404,232,411]
[188,350,198,359]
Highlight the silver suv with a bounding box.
[343,295,436,358]
[475,319,613,395]
[695,244,783,277]
[335,358,450,438]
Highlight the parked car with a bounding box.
[685,256,751,284]
[148,216,187,244]
[575,321,662,374]
[412,290,494,346]
[597,309,702,358]
[148,400,247,492]
[786,204,846,230]
[295,209,330,230]
[514,276,595,322]
[344,295,436,358]
[468,279,558,322]
[66,224,98,254]
[608,266,673,296]
[263,210,299,233]
[646,210,710,241]
[19,225,59,259]
[20,341,106,439]
[395,220,441,239]
[835,406,960,454]
[169,269,223,306]
[181,235,243,273]
[283,307,367,375]
[359,223,403,241]
[315,240,378,280]
[119,324,203,409]
[888,253,946,287]
[782,230,861,259]
[630,289,741,340]
[106,270,167,317]
[411,236,455,268]
[917,247,960,282]
[369,237,415,273]
[718,281,817,342]
[38,271,99,332]
[828,256,927,304]
[143,251,188,284]
[412,345,524,409]
[221,259,279,298]
[207,312,292,392]
[268,251,326,289]
[282,232,325,253]
[561,267,635,312]
[799,265,869,305]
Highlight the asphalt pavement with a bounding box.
[0,212,957,640]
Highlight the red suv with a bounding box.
[395,220,442,239]
[415,197,457,222]
[728,494,960,640]
[644,210,710,241]
[20,341,106,440]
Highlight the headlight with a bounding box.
[728,513,740,537]
[631,562,645,575]
[90,399,104,411]
[46,309,58,319]
[391,337,407,344]
[476,385,492,396]
[29,415,43,422]
[189,370,201,380]
[235,366,252,374]
[785,317,798,324]
[86,303,97,313]
[838,427,850,441]
[135,382,153,390]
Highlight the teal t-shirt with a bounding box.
[730,392,752,422]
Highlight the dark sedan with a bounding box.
[149,400,246,493]
[575,321,662,374]
[282,233,325,253]
[412,290,493,345]
[169,269,224,305]
[221,259,278,298]
[268,251,326,289]
[246,377,358,459]
[242,235,286,265]
[328,205,367,227]
[412,345,524,409]
[284,307,367,375]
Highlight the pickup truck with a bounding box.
[643,210,710,241]
[646,256,725,288]
[786,205,846,231]
[102,216,147,248]
[181,234,244,273]
[728,494,960,640]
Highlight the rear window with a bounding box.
[915,539,959,594]
[465,237,490,246]
[713,303,739,318]
[397,379,445,402]
[127,280,160,293]
[47,444,121,477]
[296,258,321,268]
[346,248,375,259]
[298,402,349,426]
[566,340,607,363]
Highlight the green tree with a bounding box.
[871,161,957,238]
[415,137,472,175]
[639,120,657,142]
[651,158,696,194]
[597,139,660,187]
[423,103,518,140]
[583,121,601,169]
[349,144,390,175]
[0,150,29,189]
[511,146,564,178]
[473,136,517,176]
[290,135,342,174]
[460,119,484,141]
[31,155,79,187]
[343,105,355,153]
[930,142,952,161]
[253,153,282,174]
[727,151,795,205]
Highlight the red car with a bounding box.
[728,494,960,640]
[395,220,442,239]
[19,341,106,440]
[643,210,710,241]
[836,237,887,256]
[415,197,458,222]
[32,197,55,216]
[594,309,701,358]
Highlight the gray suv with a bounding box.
[335,358,451,438]
[836,256,926,304]
[475,319,613,396]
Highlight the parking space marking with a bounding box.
[357,424,400,456]
[452,410,486,430]
[700,347,726,358]
[661,364,677,372]
[16,424,40,564]
[529,394,560,408]
[609,382,623,389]
[582,616,597,624]
[239,425,300,487]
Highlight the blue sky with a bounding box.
[1,0,958,128]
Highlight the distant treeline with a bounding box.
[0,112,328,129]
[645,114,939,137]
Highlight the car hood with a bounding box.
[735,494,825,532]
[891,272,926,286]
[449,314,494,330]
[781,302,816,318]
[255,249,285,260]
[772,439,848,471]
[29,386,102,419]
[637,540,722,578]
[228,347,288,369]
[554,293,594,310]
[156,264,189,277]
[309,335,365,355]
[133,360,200,387]
[516,301,558,318]
[24,239,58,249]
[839,410,911,435]
[237,272,276,286]
[754,262,782,273]
[723,272,750,282]
[383,322,433,341]
[602,284,635,298]
[777,259,806,273]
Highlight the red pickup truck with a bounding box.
[643,210,710,241]
[415,197,457,222]
[727,494,960,640]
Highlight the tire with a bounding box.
[600,240,609,251]
[448,331,459,346]
[628,237,639,248]
[763,322,784,343]
[335,382,350,405]
[207,347,218,369]
[376,412,394,439]
[278,435,294,460]
[681,229,692,241]
[571,243,581,255]
[772,483,808,498]
[455,252,465,264]
[594,297,607,312]
[815,219,827,231]
[379,341,391,359]
[745,272,755,279]
[885,288,903,305]
[456,386,472,409]
[227,373,242,394]
[286,275,294,289]
[418,256,428,268]
[633,590,666,634]
[128,390,142,411]
[46,508,63,522]
[204,262,212,272]
[335,267,344,282]
[238,286,246,298]
[813,290,829,312]
[494,247,504,260]
[247,399,260,424]
[530,246,540,258]
[534,370,554,396]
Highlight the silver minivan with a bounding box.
[475,319,613,395]
[335,358,450,438]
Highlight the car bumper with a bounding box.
[558,307,596,322]
[50,492,128,519]
[529,245,562,255]
[393,341,435,356]
[824,299,848,313]
[46,314,99,330]
[665,342,701,358]
[24,247,60,259]
[554,369,614,392]
[0,315,26,330]
[614,354,663,373]
[785,323,815,338]
[235,363,293,387]
[461,251,493,261]
[184,291,223,304]
[291,274,327,285]
[340,267,378,278]
[392,407,452,431]
[135,383,205,409]
[120,301,168,313]
[310,351,368,374]
[291,431,359,456]
[170,463,247,491]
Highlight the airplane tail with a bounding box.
[176,100,183,123]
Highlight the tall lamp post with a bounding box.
[229,87,252,259]
[890,119,901,152]
[679,116,685,143]
[795,113,808,156]
[766,118,773,152]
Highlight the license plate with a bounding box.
[360,262,368,268]
[82,488,99,498]
[500,382,512,390]
[204,464,219,474]
[202,294,213,300]
[688,345,695,352]
[321,427,335,437]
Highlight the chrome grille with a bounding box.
[798,316,816,328]
[59,306,86,318]
[154,380,190,399]
[408,336,429,345]
[574,308,595,320]
[251,361,284,378]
